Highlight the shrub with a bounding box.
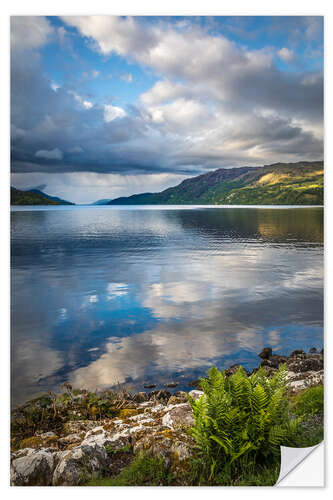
[187,365,300,478]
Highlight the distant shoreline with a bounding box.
[11,204,324,210]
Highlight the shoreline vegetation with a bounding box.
[106,161,323,206]
[11,161,323,207]
[11,347,324,486]
[10,187,75,206]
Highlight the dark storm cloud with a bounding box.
[11,16,323,180]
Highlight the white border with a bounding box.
[1,1,331,498]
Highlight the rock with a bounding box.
[224,364,249,377]
[269,355,288,368]
[260,359,272,368]
[128,413,154,424]
[309,347,317,353]
[188,379,200,388]
[288,357,323,373]
[133,430,194,468]
[162,403,193,430]
[148,390,171,402]
[38,431,57,438]
[11,448,57,486]
[52,444,106,486]
[138,400,155,409]
[188,390,205,401]
[150,403,167,414]
[258,347,272,360]
[167,391,188,405]
[287,370,324,393]
[81,426,130,451]
[11,448,35,461]
[84,426,105,438]
[58,433,82,449]
[133,392,148,403]
[264,367,278,377]
[52,426,124,485]
[62,420,97,436]
[164,382,179,388]
[290,349,306,358]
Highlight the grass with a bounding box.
[86,453,175,486]
[289,386,324,447]
[86,451,281,486]
[292,385,324,417]
[188,457,280,486]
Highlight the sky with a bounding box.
[10,16,324,204]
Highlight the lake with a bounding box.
[11,205,323,406]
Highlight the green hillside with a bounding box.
[107,161,323,206]
[11,187,74,205]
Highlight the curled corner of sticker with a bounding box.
[276,442,324,486]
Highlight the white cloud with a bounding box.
[61,15,155,56]
[104,104,126,122]
[69,91,93,109]
[35,148,63,160]
[11,16,54,51]
[82,100,93,109]
[141,80,189,106]
[278,47,294,62]
[146,98,215,135]
[51,81,60,92]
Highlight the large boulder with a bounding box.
[258,347,272,360]
[224,364,249,377]
[52,445,106,486]
[162,403,194,430]
[52,425,133,485]
[188,390,205,401]
[11,448,57,486]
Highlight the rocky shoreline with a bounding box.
[10,347,324,486]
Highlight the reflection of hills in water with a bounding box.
[172,207,323,244]
[11,207,323,406]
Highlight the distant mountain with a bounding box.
[91,198,112,205]
[11,187,75,205]
[107,161,323,206]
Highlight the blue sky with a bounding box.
[11,16,323,203]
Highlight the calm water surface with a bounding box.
[11,205,323,406]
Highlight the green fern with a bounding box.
[187,364,300,476]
